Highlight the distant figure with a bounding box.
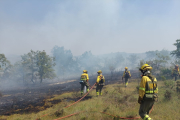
[122,67,131,87]
[138,64,158,120]
[80,70,89,95]
[172,65,180,81]
[96,70,105,96]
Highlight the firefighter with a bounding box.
[79,70,89,95]
[172,65,180,81]
[96,70,105,96]
[122,67,131,87]
[138,64,158,120]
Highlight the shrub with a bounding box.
[161,76,166,81]
[80,117,87,120]
[113,116,120,120]
[176,81,180,92]
[164,80,174,88]
[71,91,80,98]
[160,68,172,79]
[54,109,64,117]
[164,89,172,100]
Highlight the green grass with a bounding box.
[1,79,180,120]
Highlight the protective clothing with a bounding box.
[138,64,158,120]
[96,71,105,96]
[97,70,102,74]
[122,69,131,87]
[139,100,154,120]
[80,72,89,95]
[172,65,180,81]
[140,64,152,71]
[138,96,143,104]
[83,70,88,73]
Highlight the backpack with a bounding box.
[99,75,105,85]
[125,71,130,78]
[80,75,87,84]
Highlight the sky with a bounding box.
[0,0,180,56]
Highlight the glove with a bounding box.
[86,79,89,82]
[96,82,99,86]
[138,96,143,104]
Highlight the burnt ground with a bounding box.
[0,71,139,116]
[0,80,81,115]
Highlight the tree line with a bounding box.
[0,39,180,84]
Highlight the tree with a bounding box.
[139,52,170,77]
[13,61,26,82]
[52,46,77,78]
[79,51,98,72]
[21,50,38,83]
[36,50,56,83]
[0,54,12,80]
[0,54,10,69]
[145,50,159,60]
[171,39,180,58]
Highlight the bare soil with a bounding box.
[0,70,139,116]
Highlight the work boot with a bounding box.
[144,115,152,120]
[96,92,99,97]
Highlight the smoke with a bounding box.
[0,0,180,57]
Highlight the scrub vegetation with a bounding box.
[0,40,180,120]
[0,80,180,120]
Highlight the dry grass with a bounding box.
[0,79,180,120]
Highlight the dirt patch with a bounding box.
[0,80,79,115]
[0,72,139,116]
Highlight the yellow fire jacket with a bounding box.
[139,76,158,99]
[96,75,105,83]
[123,71,131,78]
[81,73,89,81]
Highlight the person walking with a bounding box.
[96,70,105,96]
[80,70,89,95]
[138,64,158,120]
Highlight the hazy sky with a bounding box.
[0,0,180,56]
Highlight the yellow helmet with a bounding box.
[97,70,102,74]
[140,64,152,71]
[83,70,88,73]
[125,67,128,70]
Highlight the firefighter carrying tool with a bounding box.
[122,67,131,87]
[96,70,105,96]
[80,70,89,95]
[138,64,158,120]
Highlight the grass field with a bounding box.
[0,79,180,120]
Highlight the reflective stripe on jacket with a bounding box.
[139,76,158,99]
[81,73,89,81]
